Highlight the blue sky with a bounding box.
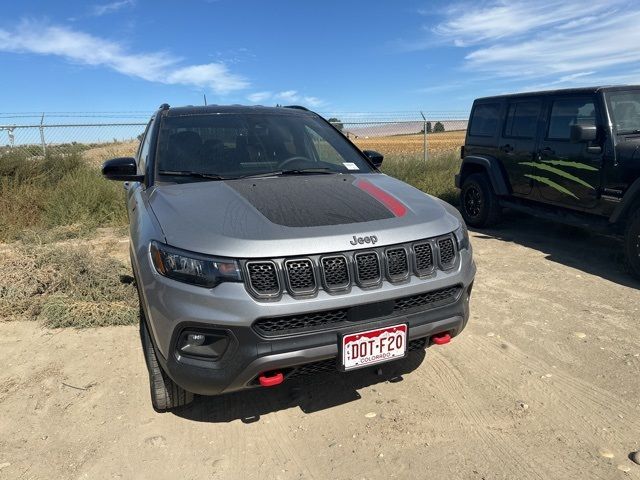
[1,0,639,117]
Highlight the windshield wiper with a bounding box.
[232,168,337,179]
[617,129,640,135]
[158,170,227,180]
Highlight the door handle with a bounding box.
[540,147,555,157]
[500,144,514,153]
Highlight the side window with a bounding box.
[469,103,501,137]
[547,98,596,140]
[503,101,540,138]
[304,125,343,166]
[137,120,153,173]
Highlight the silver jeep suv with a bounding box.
[102,104,476,411]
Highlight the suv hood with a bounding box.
[148,173,460,258]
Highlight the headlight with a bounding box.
[149,241,242,288]
[454,222,470,250]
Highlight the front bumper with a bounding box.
[136,247,476,396]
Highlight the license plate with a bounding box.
[341,324,407,371]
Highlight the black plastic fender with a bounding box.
[456,155,510,196]
[610,177,640,224]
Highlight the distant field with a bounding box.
[351,130,465,158]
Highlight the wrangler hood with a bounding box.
[148,173,460,258]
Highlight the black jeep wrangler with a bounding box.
[456,86,640,279]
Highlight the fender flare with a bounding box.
[610,177,640,224]
[456,155,510,196]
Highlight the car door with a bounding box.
[497,98,542,197]
[536,96,603,209]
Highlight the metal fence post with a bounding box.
[39,113,46,156]
[420,111,427,162]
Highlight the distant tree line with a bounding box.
[420,121,445,134]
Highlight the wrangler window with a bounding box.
[547,98,596,140]
[469,103,501,137]
[503,101,540,139]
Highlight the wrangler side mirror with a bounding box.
[570,124,597,143]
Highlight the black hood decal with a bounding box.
[227,175,394,227]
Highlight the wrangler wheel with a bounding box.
[460,173,501,227]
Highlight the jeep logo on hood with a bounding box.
[350,235,378,246]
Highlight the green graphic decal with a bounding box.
[524,174,579,199]
[519,162,595,190]
[540,160,598,171]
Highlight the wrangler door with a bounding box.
[535,96,603,210]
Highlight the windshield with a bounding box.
[606,90,640,134]
[155,112,373,180]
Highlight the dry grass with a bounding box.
[0,241,137,327]
[82,140,138,168]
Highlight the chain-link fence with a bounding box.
[0,111,468,165]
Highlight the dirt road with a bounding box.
[1,214,640,479]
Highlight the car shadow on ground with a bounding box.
[471,211,640,289]
[173,350,426,423]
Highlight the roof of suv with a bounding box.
[162,104,316,117]
[475,85,640,102]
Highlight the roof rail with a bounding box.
[283,105,310,111]
[159,103,170,110]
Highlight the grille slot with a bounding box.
[408,337,428,351]
[321,255,350,291]
[438,237,456,268]
[385,247,409,281]
[284,259,316,295]
[354,252,381,286]
[413,242,434,275]
[288,358,337,378]
[254,309,348,336]
[246,261,280,297]
[393,285,462,313]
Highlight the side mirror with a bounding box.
[363,150,384,168]
[570,124,597,143]
[102,157,144,182]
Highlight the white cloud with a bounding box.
[91,0,135,16]
[247,91,272,102]
[0,20,248,94]
[276,90,299,102]
[430,0,640,87]
[247,90,324,107]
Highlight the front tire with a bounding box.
[139,309,194,412]
[460,173,502,227]
[624,208,640,280]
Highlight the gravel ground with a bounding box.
[1,214,639,480]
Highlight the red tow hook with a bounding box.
[258,371,284,387]
[431,332,452,345]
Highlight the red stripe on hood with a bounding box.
[354,178,407,217]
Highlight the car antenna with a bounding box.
[203,93,207,106]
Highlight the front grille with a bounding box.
[321,255,350,290]
[253,285,462,337]
[438,237,456,267]
[285,259,316,294]
[355,252,381,286]
[254,309,348,336]
[243,233,460,300]
[386,248,409,280]
[414,242,434,275]
[393,285,462,313]
[246,261,279,297]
